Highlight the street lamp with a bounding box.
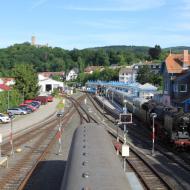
[7,90,10,109]
[8,112,14,156]
[123,99,127,133]
[150,113,157,156]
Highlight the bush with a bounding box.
[0,89,22,113]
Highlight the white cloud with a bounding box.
[64,0,166,12]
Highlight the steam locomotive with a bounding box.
[107,88,190,147]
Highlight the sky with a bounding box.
[0,0,190,49]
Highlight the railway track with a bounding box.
[86,92,188,190]
[88,93,190,171]
[66,95,98,124]
[0,94,86,190]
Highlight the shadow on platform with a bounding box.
[23,160,67,190]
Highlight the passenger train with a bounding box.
[61,123,136,190]
[107,88,190,147]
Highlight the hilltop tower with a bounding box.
[31,36,36,45]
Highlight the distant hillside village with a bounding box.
[0,40,190,112]
[86,50,190,112]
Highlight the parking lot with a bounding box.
[0,98,59,138]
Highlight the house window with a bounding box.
[178,84,187,92]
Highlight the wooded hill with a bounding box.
[0,43,189,77]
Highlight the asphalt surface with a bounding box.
[0,99,60,138]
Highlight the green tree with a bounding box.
[13,64,39,99]
[136,65,152,84]
[148,45,161,60]
[136,65,163,87]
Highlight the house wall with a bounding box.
[66,70,78,81]
[172,73,190,100]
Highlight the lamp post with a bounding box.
[123,99,127,133]
[7,90,10,109]
[8,113,14,156]
[151,113,157,156]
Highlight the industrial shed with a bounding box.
[38,74,64,93]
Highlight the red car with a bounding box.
[19,103,37,111]
[24,99,34,104]
[35,96,48,105]
[47,95,53,102]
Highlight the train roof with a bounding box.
[133,97,149,106]
[61,123,133,190]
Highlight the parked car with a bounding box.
[0,113,11,123]
[35,96,48,105]
[19,106,33,114]
[20,103,37,111]
[47,95,53,102]
[24,99,34,104]
[7,108,27,115]
[29,101,40,108]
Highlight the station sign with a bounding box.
[119,113,132,124]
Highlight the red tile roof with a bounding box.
[0,84,11,91]
[165,51,190,73]
[39,72,64,78]
[84,66,104,73]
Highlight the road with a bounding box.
[0,98,59,138]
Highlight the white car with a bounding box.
[0,113,11,123]
[7,108,27,115]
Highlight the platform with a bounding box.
[0,157,8,168]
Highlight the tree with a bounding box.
[13,64,39,99]
[148,45,161,60]
[136,65,163,87]
[136,65,152,84]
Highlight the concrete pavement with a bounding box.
[0,98,60,138]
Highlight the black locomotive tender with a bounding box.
[104,88,190,147]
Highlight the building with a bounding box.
[31,36,36,46]
[132,61,161,74]
[31,36,48,47]
[39,72,64,79]
[119,67,137,83]
[38,74,64,94]
[86,80,157,99]
[119,62,161,83]
[66,68,79,81]
[0,78,15,86]
[162,50,190,112]
[0,84,11,92]
[84,66,104,74]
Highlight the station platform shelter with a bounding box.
[86,80,157,99]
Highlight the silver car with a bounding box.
[7,108,27,115]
